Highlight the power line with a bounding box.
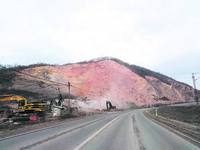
[0,65,70,97]
[1,65,124,103]
[71,85,97,95]
[101,93,122,101]
[192,73,199,105]
[1,65,69,87]
[196,80,200,89]
[71,85,121,102]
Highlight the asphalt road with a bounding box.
[0,109,199,150]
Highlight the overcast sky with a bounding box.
[0,0,200,88]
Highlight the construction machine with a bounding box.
[106,101,116,110]
[0,95,27,108]
[0,94,50,121]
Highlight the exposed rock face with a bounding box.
[6,59,195,108]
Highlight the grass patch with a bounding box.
[157,106,200,127]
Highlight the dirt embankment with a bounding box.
[144,106,200,147]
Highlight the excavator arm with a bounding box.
[0,95,27,109]
[0,95,50,121]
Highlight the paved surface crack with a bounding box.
[132,114,146,150]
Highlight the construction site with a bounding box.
[0,58,198,144]
[0,64,120,134]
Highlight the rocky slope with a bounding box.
[0,58,194,109]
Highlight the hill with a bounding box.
[0,57,194,109]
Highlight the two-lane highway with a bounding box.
[0,109,199,150]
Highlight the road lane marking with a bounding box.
[0,116,99,141]
[145,112,200,147]
[73,114,123,150]
[19,117,107,150]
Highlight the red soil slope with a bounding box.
[12,60,194,109]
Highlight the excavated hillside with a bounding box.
[0,58,194,109]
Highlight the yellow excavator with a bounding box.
[0,94,50,121]
[0,94,27,109]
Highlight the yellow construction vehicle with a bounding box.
[0,94,27,109]
[0,94,50,121]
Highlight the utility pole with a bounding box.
[67,82,71,108]
[99,92,102,110]
[156,109,158,117]
[100,99,101,110]
[122,98,124,109]
[58,88,63,106]
[192,73,199,105]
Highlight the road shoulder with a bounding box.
[144,109,200,148]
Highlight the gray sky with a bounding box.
[0,0,200,88]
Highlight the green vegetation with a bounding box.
[0,67,17,88]
[149,108,162,116]
[149,109,156,115]
[0,63,57,88]
[154,106,200,126]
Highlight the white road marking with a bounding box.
[73,114,123,150]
